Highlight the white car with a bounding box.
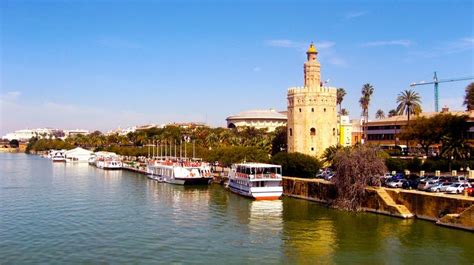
[445,183,472,194]
[428,182,453,192]
[387,179,404,188]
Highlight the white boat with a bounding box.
[146,160,212,185]
[93,152,122,169]
[95,159,122,169]
[227,163,283,200]
[51,150,66,162]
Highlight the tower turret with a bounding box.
[304,43,321,89]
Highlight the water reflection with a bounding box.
[281,198,336,264]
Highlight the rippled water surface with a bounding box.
[1,153,473,264]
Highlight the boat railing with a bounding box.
[251,173,282,180]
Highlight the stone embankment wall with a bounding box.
[282,177,474,231]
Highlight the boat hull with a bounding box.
[228,183,282,200]
[167,177,212,185]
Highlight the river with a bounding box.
[0,153,472,264]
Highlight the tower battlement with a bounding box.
[287,86,337,95]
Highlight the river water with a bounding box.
[0,153,472,264]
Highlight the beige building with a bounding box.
[287,43,338,157]
[226,109,287,132]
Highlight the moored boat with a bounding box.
[51,150,66,162]
[146,160,212,185]
[93,152,122,169]
[227,163,283,200]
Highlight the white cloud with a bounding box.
[0,91,21,101]
[344,11,368,20]
[406,37,473,59]
[442,37,474,55]
[361,40,414,47]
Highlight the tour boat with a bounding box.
[51,150,66,162]
[227,163,283,200]
[93,152,122,169]
[146,160,212,185]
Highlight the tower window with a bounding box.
[310,128,316,136]
[324,108,326,112]
[311,108,314,112]
[333,128,336,136]
[299,108,302,112]
[289,128,293,136]
[311,147,314,151]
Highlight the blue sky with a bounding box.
[1,0,473,135]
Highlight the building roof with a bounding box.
[307,43,317,54]
[226,109,287,121]
[368,109,474,125]
[65,147,93,155]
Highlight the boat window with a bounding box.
[246,168,251,175]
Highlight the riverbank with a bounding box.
[282,177,474,231]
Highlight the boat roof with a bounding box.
[234,163,281,168]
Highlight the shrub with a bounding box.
[333,145,386,211]
[270,152,321,178]
[385,158,407,173]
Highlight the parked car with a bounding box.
[387,179,405,188]
[428,182,452,192]
[445,183,472,194]
[402,179,420,190]
[417,181,437,191]
[466,185,474,196]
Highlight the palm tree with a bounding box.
[463,82,474,111]
[396,89,422,123]
[337,88,346,113]
[388,109,397,117]
[340,108,349,116]
[375,109,385,119]
[359,83,374,142]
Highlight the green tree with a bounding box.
[399,116,441,157]
[396,89,422,123]
[322,145,345,167]
[337,88,346,113]
[463,82,474,111]
[270,152,321,178]
[388,109,397,117]
[359,83,374,141]
[271,126,287,155]
[375,109,385,119]
[438,114,470,159]
[340,108,349,116]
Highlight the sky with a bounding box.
[1,0,473,135]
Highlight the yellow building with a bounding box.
[287,43,338,157]
[339,115,352,146]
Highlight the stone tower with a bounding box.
[287,43,338,158]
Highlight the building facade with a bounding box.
[226,109,287,132]
[339,115,352,147]
[366,108,474,148]
[287,43,338,157]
